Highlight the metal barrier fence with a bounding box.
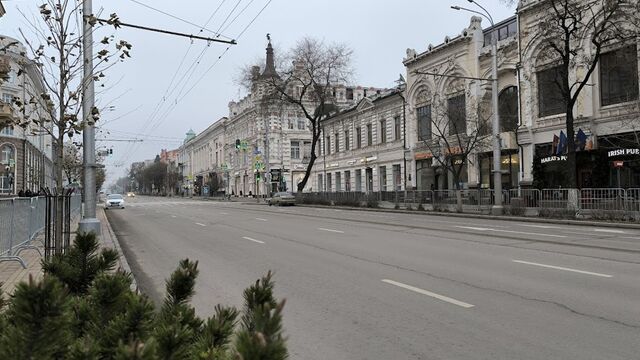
[296,188,640,221]
[0,194,81,267]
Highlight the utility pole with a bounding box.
[451,0,502,214]
[78,0,101,235]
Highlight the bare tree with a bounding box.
[259,37,354,192]
[4,0,130,250]
[419,83,492,212]
[527,0,638,187]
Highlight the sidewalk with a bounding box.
[0,209,131,296]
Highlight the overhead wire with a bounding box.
[129,0,233,40]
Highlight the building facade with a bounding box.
[1,36,54,196]
[404,16,520,191]
[178,39,385,196]
[517,0,640,189]
[311,88,407,192]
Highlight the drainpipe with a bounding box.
[515,9,525,188]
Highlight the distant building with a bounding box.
[311,88,407,192]
[1,36,55,196]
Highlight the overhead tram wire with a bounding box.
[142,0,258,138]
[129,0,233,40]
[177,0,273,103]
[116,1,245,167]
[138,0,243,135]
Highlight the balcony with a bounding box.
[0,102,15,128]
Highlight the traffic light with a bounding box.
[235,139,240,149]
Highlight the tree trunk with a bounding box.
[297,122,321,192]
[54,125,64,254]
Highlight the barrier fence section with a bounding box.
[295,188,640,222]
[0,197,46,267]
[0,194,82,267]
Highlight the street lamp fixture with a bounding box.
[451,0,503,215]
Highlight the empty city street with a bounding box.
[106,196,640,360]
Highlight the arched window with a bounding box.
[499,86,518,132]
[1,144,16,194]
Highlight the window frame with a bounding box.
[599,44,639,107]
[416,104,432,141]
[447,94,467,136]
[290,140,300,159]
[537,65,566,117]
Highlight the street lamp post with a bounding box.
[78,0,101,234]
[452,0,503,214]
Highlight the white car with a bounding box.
[105,194,125,209]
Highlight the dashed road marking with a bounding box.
[512,260,612,278]
[195,222,206,227]
[455,226,567,238]
[242,236,265,244]
[382,279,474,308]
[594,228,625,234]
[255,218,267,221]
[317,227,344,233]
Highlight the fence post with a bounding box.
[8,199,15,256]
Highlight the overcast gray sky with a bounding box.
[0,0,516,186]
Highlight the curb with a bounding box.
[294,204,640,230]
[99,207,138,290]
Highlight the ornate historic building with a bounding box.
[404,16,520,191]
[0,36,54,196]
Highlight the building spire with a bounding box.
[261,33,277,78]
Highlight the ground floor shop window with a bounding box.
[1,144,15,194]
[355,169,362,192]
[416,159,434,191]
[335,172,342,192]
[344,170,351,192]
[392,164,401,190]
[318,174,323,192]
[379,166,387,191]
[327,172,332,191]
[479,152,519,189]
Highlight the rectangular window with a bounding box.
[2,93,12,104]
[318,174,324,191]
[394,116,401,141]
[366,124,372,146]
[448,95,466,135]
[537,65,566,117]
[356,127,361,149]
[297,118,306,130]
[326,136,331,155]
[393,164,401,190]
[379,119,386,143]
[327,172,332,191]
[335,172,342,192]
[346,88,354,100]
[344,170,351,192]
[379,166,387,191]
[288,119,294,130]
[600,45,639,106]
[417,105,431,140]
[344,130,350,150]
[290,141,300,159]
[335,133,339,153]
[355,169,362,192]
[0,126,13,136]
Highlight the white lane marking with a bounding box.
[520,224,560,229]
[594,228,625,234]
[195,222,206,227]
[512,260,612,278]
[382,279,474,308]
[255,218,267,221]
[455,226,567,238]
[171,215,177,218]
[220,212,228,215]
[317,227,344,233]
[622,236,640,240]
[242,236,265,244]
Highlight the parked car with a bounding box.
[126,192,136,197]
[268,192,296,206]
[105,194,125,209]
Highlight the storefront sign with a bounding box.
[453,158,464,165]
[613,160,624,168]
[329,163,339,168]
[608,148,640,157]
[541,155,567,164]
[414,152,433,160]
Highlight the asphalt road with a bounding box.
[105,196,640,360]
